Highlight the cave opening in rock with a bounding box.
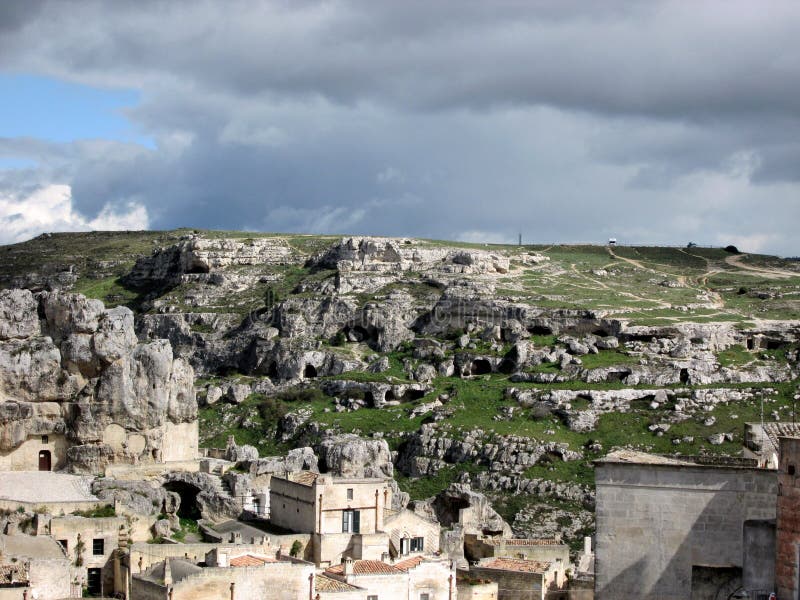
[528,325,553,336]
[347,325,371,342]
[185,263,210,274]
[679,368,690,384]
[163,481,202,520]
[470,359,492,376]
[304,364,318,379]
[498,359,516,374]
[385,389,397,402]
[399,389,426,403]
[267,362,279,378]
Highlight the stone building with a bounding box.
[465,557,566,600]
[464,535,569,566]
[0,534,72,600]
[324,556,456,600]
[383,508,441,558]
[270,473,394,566]
[47,514,128,597]
[131,549,315,600]
[594,450,777,599]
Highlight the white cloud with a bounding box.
[0,184,149,244]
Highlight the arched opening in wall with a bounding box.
[399,389,426,403]
[470,359,492,376]
[746,338,755,350]
[679,368,690,384]
[363,391,375,407]
[304,364,318,379]
[498,359,516,374]
[385,389,397,402]
[163,481,202,520]
[347,326,371,343]
[604,369,630,383]
[529,325,553,336]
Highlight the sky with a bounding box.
[0,1,799,255]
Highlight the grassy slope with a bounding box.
[2,231,799,514]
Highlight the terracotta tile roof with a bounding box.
[0,564,27,585]
[487,538,561,546]
[326,560,401,576]
[229,554,276,567]
[315,574,362,593]
[480,558,550,573]
[761,422,800,452]
[393,556,425,571]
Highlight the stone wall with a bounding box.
[457,580,499,600]
[0,433,68,471]
[776,436,800,598]
[595,458,777,599]
[463,566,545,600]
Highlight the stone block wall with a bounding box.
[595,460,777,599]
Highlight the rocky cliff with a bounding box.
[0,289,196,473]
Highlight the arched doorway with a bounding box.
[163,481,202,519]
[38,450,51,471]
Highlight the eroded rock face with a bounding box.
[317,434,393,478]
[0,290,196,473]
[428,483,512,537]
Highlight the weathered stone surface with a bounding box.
[0,289,39,340]
[317,434,393,478]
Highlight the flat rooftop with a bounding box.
[0,472,98,503]
[596,450,760,469]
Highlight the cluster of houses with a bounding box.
[0,433,587,600]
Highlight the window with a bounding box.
[342,510,360,533]
[57,539,68,551]
[252,498,261,515]
[400,538,410,555]
[367,596,378,600]
[789,464,796,476]
[410,537,424,552]
[41,435,49,444]
[92,538,104,556]
[420,595,430,600]
[346,488,354,500]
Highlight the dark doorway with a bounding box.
[38,450,51,471]
[304,364,318,379]
[86,568,102,596]
[470,359,492,376]
[163,481,202,520]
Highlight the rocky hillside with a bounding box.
[2,230,799,549]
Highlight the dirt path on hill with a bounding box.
[725,254,797,279]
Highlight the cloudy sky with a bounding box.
[1,1,799,255]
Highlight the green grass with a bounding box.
[579,350,639,370]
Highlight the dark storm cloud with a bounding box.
[1,0,800,254]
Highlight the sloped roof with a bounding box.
[0,564,27,586]
[393,556,425,571]
[326,560,401,576]
[229,554,276,567]
[479,558,550,574]
[315,574,362,593]
[760,421,800,452]
[141,558,202,585]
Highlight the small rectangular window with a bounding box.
[41,435,49,444]
[420,594,430,600]
[410,537,424,552]
[92,538,104,556]
[57,539,68,551]
[346,488,354,500]
[367,596,378,600]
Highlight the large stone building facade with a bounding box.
[594,451,777,599]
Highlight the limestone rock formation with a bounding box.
[0,289,196,473]
[317,434,394,478]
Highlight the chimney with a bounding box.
[380,552,389,563]
[342,557,354,576]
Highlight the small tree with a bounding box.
[290,540,303,557]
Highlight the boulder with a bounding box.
[317,434,393,478]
